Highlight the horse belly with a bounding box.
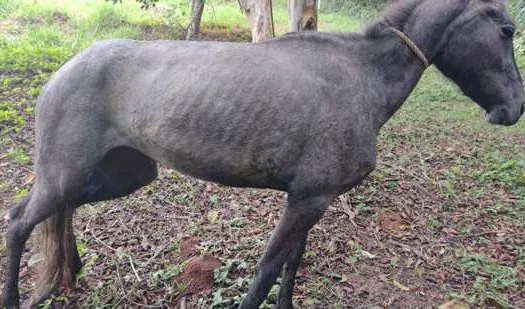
[156,142,291,190]
[128,117,295,191]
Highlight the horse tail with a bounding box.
[31,206,79,305]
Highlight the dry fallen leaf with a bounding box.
[207,210,219,224]
[392,279,411,291]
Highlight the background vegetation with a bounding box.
[1,0,525,308]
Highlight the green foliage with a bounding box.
[456,253,519,307]
[0,100,25,132]
[152,263,184,280]
[0,0,19,19]
[90,4,130,30]
[15,187,28,201]
[11,147,31,165]
[209,259,251,307]
[509,1,525,57]
[108,0,159,9]
[510,0,525,25]
[474,154,525,194]
[0,25,73,72]
[321,0,385,17]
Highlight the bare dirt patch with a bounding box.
[178,254,222,296]
[378,211,407,233]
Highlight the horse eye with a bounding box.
[486,9,500,19]
[501,25,515,38]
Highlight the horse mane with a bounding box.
[364,0,425,37]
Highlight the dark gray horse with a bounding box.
[1,0,524,308]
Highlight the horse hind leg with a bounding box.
[1,145,157,308]
[30,146,157,306]
[0,185,66,308]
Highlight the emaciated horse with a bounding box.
[1,0,524,308]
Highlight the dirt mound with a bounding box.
[177,254,221,296]
[378,212,407,232]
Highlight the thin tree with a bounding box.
[288,0,318,32]
[239,0,275,43]
[187,0,205,39]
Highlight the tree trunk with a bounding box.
[240,0,274,43]
[288,0,318,32]
[187,0,205,40]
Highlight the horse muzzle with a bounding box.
[485,103,524,126]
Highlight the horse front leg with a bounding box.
[275,233,307,309]
[240,193,335,309]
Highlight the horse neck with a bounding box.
[365,0,467,130]
[362,36,426,130]
[402,1,467,61]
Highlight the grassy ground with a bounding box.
[1,0,525,308]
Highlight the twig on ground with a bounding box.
[373,228,383,248]
[180,296,187,309]
[142,244,169,267]
[129,256,141,283]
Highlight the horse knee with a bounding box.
[6,220,32,248]
[7,199,36,245]
[4,191,32,223]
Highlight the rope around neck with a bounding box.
[386,27,429,69]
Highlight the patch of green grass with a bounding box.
[14,187,28,201]
[88,4,131,30]
[16,1,67,25]
[345,243,377,264]
[2,76,24,87]
[0,26,74,72]
[454,252,519,307]
[9,147,31,165]
[0,0,192,72]
[0,100,25,132]
[473,154,525,190]
[320,0,381,19]
[0,0,20,19]
[319,12,362,32]
[152,263,184,281]
[201,1,248,30]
